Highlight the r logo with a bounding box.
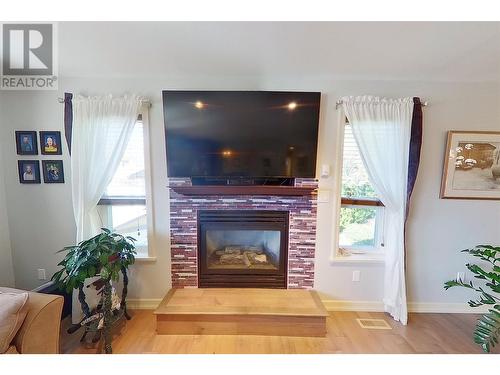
[2,24,53,76]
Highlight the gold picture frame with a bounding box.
[440,130,500,200]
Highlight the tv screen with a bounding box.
[163,91,321,178]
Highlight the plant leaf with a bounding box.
[473,307,500,353]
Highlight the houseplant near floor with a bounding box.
[52,228,136,353]
[444,245,500,353]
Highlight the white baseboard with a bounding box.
[127,298,162,310]
[407,302,489,314]
[322,300,385,312]
[126,297,490,314]
[321,300,490,314]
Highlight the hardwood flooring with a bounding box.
[61,309,495,354]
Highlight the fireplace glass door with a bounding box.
[205,229,280,271]
[198,210,288,288]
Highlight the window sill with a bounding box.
[330,251,385,265]
[134,256,157,263]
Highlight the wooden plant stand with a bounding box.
[70,267,131,354]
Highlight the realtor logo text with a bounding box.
[1,23,58,90]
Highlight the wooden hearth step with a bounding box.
[154,288,328,337]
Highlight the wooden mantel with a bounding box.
[169,185,317,196]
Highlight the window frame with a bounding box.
[338,202,385,254]
[97,109,155,259]
[337,118,385,256]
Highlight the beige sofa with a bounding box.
[1,287,64,354]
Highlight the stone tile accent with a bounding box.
[168,178,318,289]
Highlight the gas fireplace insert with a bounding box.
[198,210,289,288]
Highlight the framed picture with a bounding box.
[18,160,41,184]
[42,160,65,183]
[440,131,500,200]
[15,131,38,155]
[40,131,62,155]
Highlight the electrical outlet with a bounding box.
[37,268,46,280]
[352,270,360,282]
[321,164,331,178]
[456,272,465,282]
[317,189,330,203]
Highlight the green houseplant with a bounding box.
[444,245,500,353]
[52,228,136,353]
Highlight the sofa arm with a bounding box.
[14,291,63,354]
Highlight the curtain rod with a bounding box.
[57,97,151,107]
[335,99,428,110]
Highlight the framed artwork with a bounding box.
[40,131,62,155]
[15,131,38,155]
[18,160,41,184]
[440,131,500,200]
[42,160,65,183]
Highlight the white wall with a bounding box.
[1,77,499,307]
[0,91,75,289]
[0,125,15,286]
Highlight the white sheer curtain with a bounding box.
[71,94,142,242]
[341,96,414,324]
[70,94,141,322]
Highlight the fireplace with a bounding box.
[168,177,317,289]
[198,210,288,288]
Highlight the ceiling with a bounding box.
[58,22,500,82]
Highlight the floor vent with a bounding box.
[356,318,392,330]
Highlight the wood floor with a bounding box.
[61,309,496,354]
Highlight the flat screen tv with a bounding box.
[163,91,321,180]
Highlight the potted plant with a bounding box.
[52,228,136,353]
[444,245,500,353]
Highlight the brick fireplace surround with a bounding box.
[168,178,318,289]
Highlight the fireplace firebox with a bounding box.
[198,210,289,288]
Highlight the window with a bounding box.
[98,112,153,258]
[339,121,384,254]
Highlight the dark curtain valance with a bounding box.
[403,97,423,279]
[64,92,73,155]
[406,97,423,216]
